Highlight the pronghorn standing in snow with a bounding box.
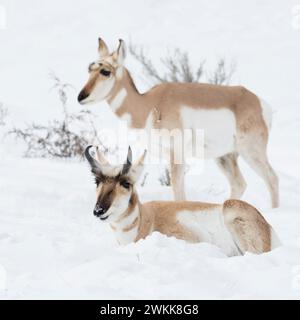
[84,145,280,255]
[78,38,279,208]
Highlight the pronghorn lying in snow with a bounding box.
[78,38,279,208]
[85,145,280,256]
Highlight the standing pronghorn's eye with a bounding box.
[120,180,131,189]
[100,69,111,77]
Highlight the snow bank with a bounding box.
[0,155,300,299]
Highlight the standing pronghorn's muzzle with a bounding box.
[77,89,90,103]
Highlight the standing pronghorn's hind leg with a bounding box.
[235,94,279,208]
[215,152,247,199]
[222,200,272,255]
[237,135,279,208]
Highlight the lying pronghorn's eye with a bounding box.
[100,69,111,77]
[120,180,131,189]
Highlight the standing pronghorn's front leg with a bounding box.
[170,162,186,200]
[215,152,247,199]
[170,149,186,201]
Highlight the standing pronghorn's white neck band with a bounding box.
[109,87,128,112]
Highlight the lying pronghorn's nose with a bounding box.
[77,90,89,103]
[93,204,106,217]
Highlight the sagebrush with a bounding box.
[10,73,109,158]
[129,44,235,85]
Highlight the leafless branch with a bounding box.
[129,44,235,86]
[9,73,112,158]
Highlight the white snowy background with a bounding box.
[0,0,300,299]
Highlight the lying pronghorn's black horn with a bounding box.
[85,145,101,173]
[121,146,132,175]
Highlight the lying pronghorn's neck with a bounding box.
[109,191,142,245]
[106,68,153,128]
[109,190,156,245]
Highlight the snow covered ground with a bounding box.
[1,0,300,299]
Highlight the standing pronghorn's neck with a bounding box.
[106,68,153,128]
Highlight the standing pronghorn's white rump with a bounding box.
[260,98,273,130]
[84,146,281,255]
[78,38,279,208]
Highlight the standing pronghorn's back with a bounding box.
[78,38,279,208]
[85,146,281,255]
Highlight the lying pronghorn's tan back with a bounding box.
[139,199,279,255]
[85,146,280,255]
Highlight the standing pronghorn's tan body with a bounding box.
[78,38,279,208]
[84,146,280,255]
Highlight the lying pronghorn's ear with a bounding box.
[112,39,126,65]
[98,37,109,57]
[128,149,147,182]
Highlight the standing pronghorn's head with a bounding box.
[78,38,126,105]
[85,146,146,222]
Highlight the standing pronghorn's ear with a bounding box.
[98,38,109,57]
[112,39,126,65]
[128,149,147,182]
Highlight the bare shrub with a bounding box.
[140,172,149,187]
[10,111,97,158]
[158,167,171,186]
[10,73,107,158]
[0,103,8,126]
[129,43,235,86]
[129,45,205,84]
[207,58,236,85]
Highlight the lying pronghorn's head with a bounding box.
[85,146,146,222]
[78,38,126,105]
